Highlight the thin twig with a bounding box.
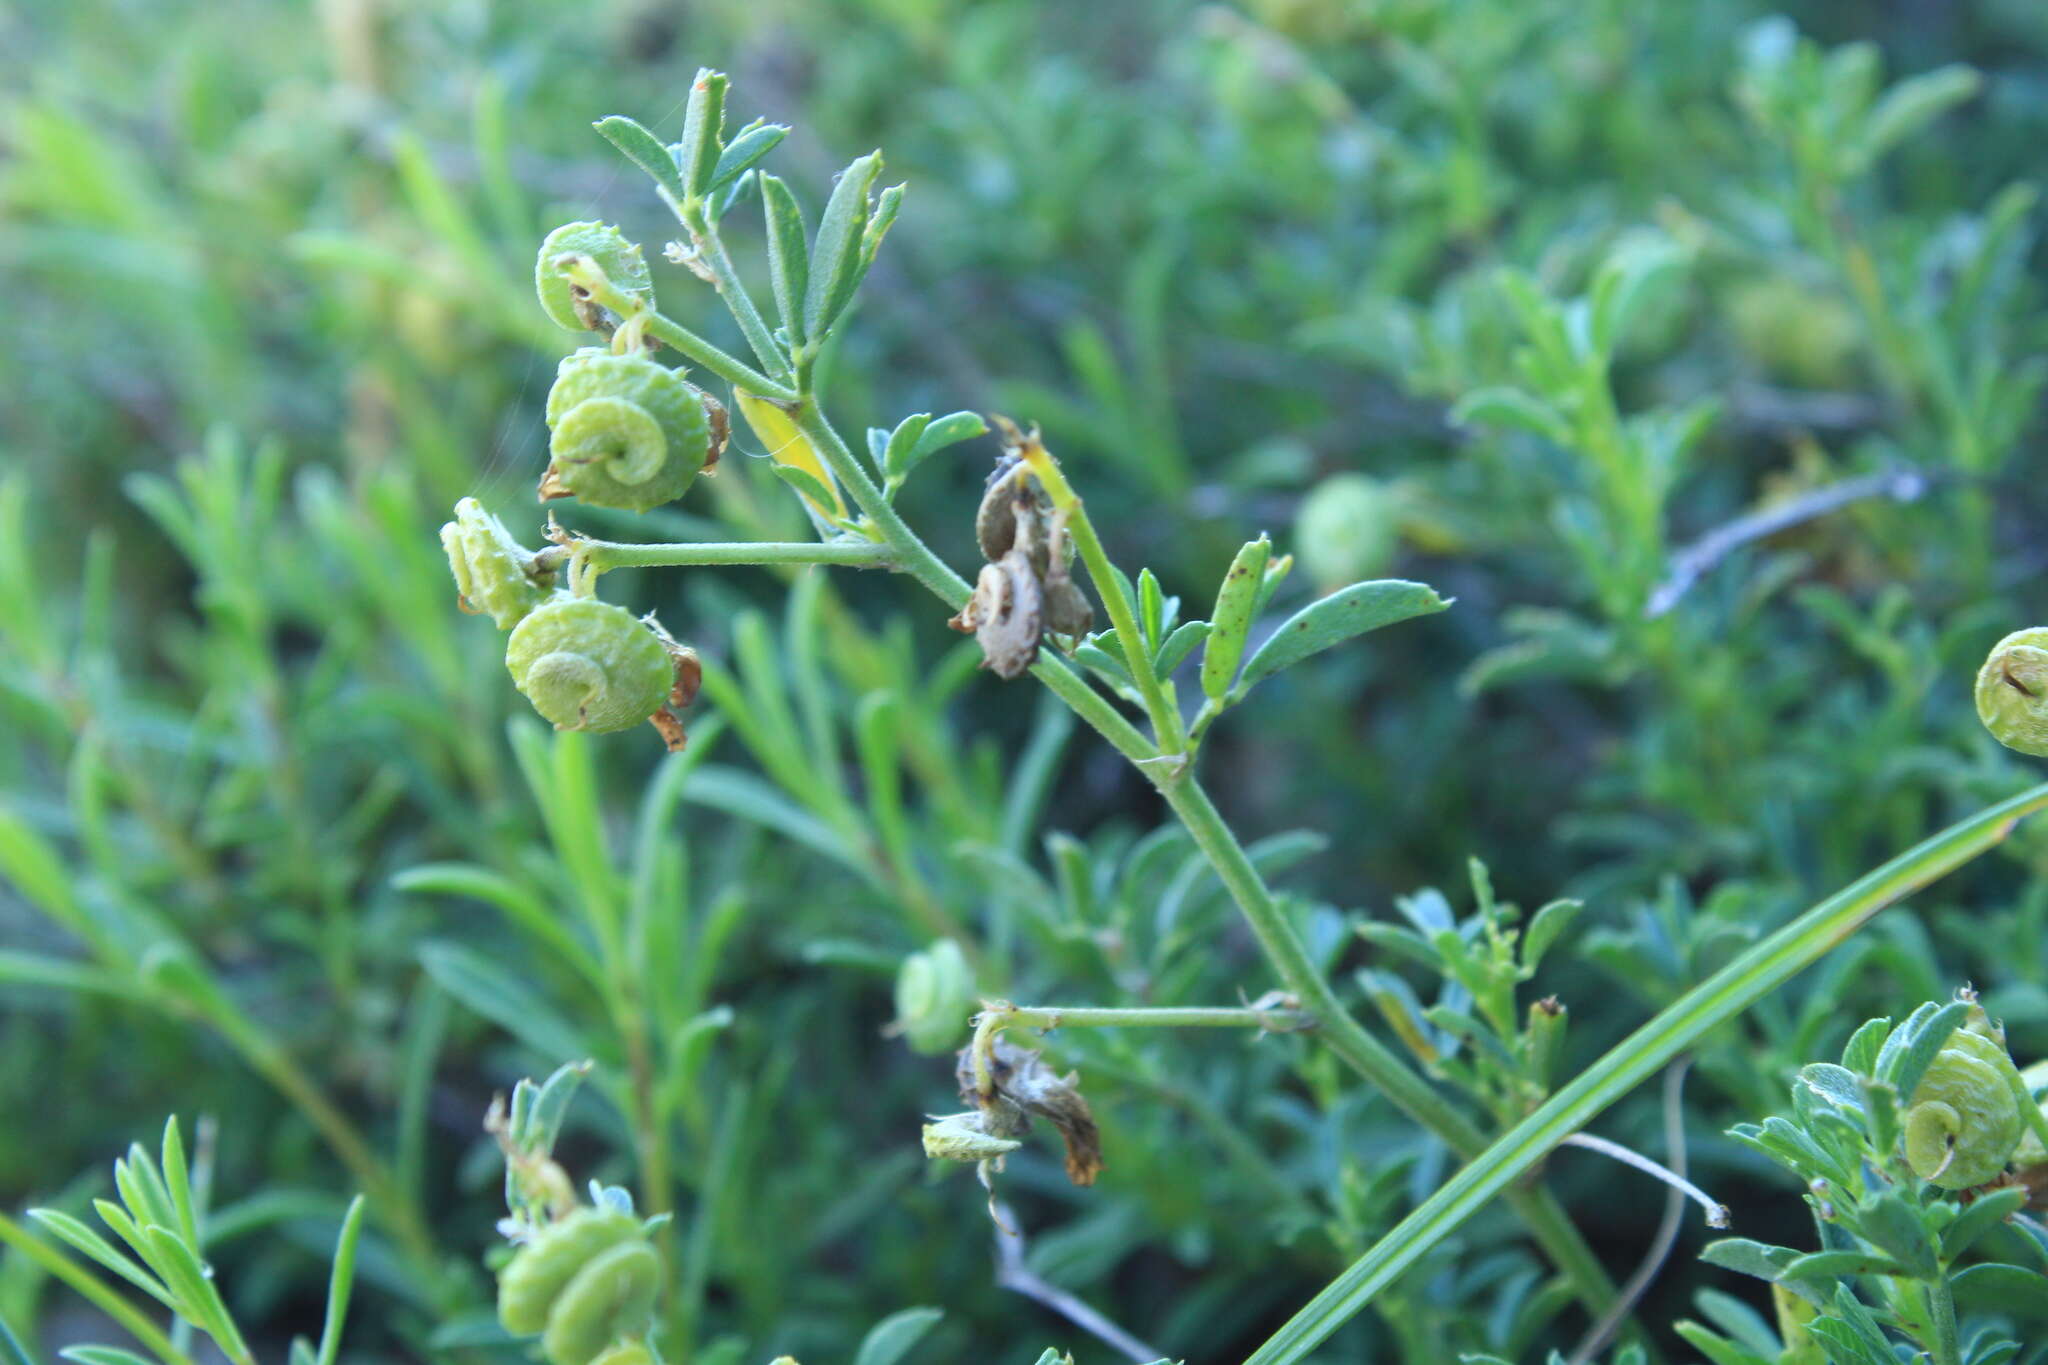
[992,1203,1167,1364]
[1645,467,1929,617]
[1568,1058,1700,1364]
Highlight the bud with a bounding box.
[442,498,555,629]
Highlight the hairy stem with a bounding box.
[548,537,892,575]
[625,291,1620,1320]
[991,1003,1314,1032]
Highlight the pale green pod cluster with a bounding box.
[1294,473,1400,593]
[1903,1007,2028,1188]
[498,1209,660,1365]
[1976,628,2048,757]
[892,940,976,1055]
[544,349,712,513]
[442,498,555,628]
[536,222,654,333]
[507,598,675,734]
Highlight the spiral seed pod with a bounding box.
[506,598,676,734]
[543,349,711,512]
[1903,1008,2027,1188]
[1977,628,2048,757]
[442,498,556,629]
[893,940,976,1056]
[536,223,654,333]
[498,1209,659,1365]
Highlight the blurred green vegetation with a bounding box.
[5,0,2048,1361]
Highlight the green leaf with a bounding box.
[877,414,930,481]
[1840,1016,1890,1075]
[390,863,601,989]
[1881,998,1971,1098]
[805,151,883,340]
[158,1119,200,1254]
[709,120,788,195]
[1588,234,1685,356]
[1851,1195,1925,1285]
[905,413,983,472]
[852,1307,943,1365]
[1671,1323,1773,1365]
[316,1196,366,1365]
[60,1350,158,1365]
[1200,536,1271,702]
[1939,1185,2025,1260]
[1951,1262,2048,1318]
[1520,900,1580,974]
[416,942,585,1062]
[1235,580,1451,699]
[26,1210,172,1307]
[760,175,810,348]
[1795,1063,1864,1115]
[675,69,729,199]
[769,463,846,522]
[1777,1249,1910,1282]
[592,116,688,206]
[1449,387,1569,444]
[1138,569,1166,651]
[1154,620,1210,678]
[1860,65,1981,165]
[860,183,905,272]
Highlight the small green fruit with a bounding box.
[506,597,675,734]
[1903,1006,2027,1188]
[536,222,653,333]
[892,940,976,1055]
[1295,474,1400,593]
[1976,628,2048,757]
[543,349,712,512]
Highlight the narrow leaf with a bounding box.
[592,116,688,205]
[1200,535,1271,702]
[1235,580,1451,698]
[851,1307,943,1365]
[709,120,788,195]
[761,175,810,348]
[675,69,729,199]
[316,1196,366,1365]
[805,151,883,339]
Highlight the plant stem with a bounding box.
[560,259,795,402]
[1241,779,2048,1365]
[0,1210,197,1365]
[1927,1274,1962,1365]
[992,1003,1314,1032]
[631,296,1620,1320]
[549,538,892,575]
[679,204,795,385]
[1012,436,1187,752]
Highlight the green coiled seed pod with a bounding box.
[497,1209,660,1365]
[543,349,711,512]
[506,597,675,734]
[541,1240,660,1365]
[892,940,976,1055]
[537,222,654,333]
[498,1210,641,1335]
[1977,628,2048,758]
[441,498,554,629]
[1903,1008,2028,1188]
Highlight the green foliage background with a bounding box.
[5,0,2048,1361]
